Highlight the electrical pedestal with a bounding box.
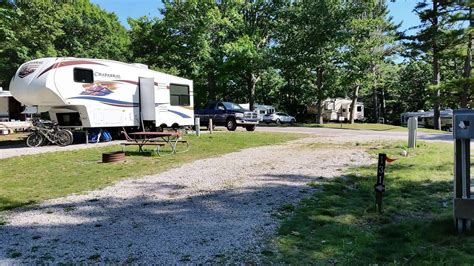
[453,110,474,233]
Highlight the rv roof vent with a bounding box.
[131,63,149,69]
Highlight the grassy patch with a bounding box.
[0,132,302,211]
[271,141,474,264]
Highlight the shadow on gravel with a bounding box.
[0,174,322,264]
[0,140,26,148]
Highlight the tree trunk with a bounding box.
[316,99,324,124]
[316,67,324,124]
[349,85,360,124]
[432,0,442,130]
[381,88,386,123]
[373,88,378,123]
[461,6,472,108]
[247,72,259,111]
[207,72,216,101]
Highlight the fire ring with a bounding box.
[102,151,125,163]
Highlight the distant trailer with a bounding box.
[9,57,194,130]
[401,109,452,130]
[308,98,364,122]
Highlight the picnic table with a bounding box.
[121,130,189,155]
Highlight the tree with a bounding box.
[341,0,397,124]
[55,0,130,61]
[387,60,431,124]
[224,0,287,110]
[276,0,350,123]
[0,1,62,88]
[440,0,473,108]
[407,0,465,129]
[148,1,243,105]
[0,0,129,89]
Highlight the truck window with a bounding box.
[73,68,93,83]
[217,103,225,110]
[170,84,190,106]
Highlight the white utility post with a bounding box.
[209,118,213,134]
[195,117,200,136]
[407,117,418,148]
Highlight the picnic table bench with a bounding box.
[120,130,189,155]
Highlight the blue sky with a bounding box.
[91,0,421,33]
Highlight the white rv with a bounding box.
[9,57,194,130]
[308,98,364,122]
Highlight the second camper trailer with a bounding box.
[308,98,364,122]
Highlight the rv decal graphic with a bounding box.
[69,96,138,107]
[68,96,191,118]
[37,60,106,78]
[18,61,43,78]
[168,110,191,119]
[81,81,119,96]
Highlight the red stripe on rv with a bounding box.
[37,60,105,78]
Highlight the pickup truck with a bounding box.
[195,101,259,131]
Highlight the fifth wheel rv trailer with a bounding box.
[9,57,194,131]
[308,98,364,122]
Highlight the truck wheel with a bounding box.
[226,119,237,131]
[245,125,256,131]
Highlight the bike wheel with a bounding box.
[26,133,44,147]
[55,130,73,146]
[62,129,74,145]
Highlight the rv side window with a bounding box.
[170,84,190,106]
[73,68,94,83]
[357,106,362,112]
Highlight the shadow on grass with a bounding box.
[273,172,474,264]
[0,196,36,212]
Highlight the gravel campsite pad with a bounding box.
[0,138,373,263]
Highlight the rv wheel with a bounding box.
[226,119,237,131]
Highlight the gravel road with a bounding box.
[254,126,453,142]
[0,137,373,264]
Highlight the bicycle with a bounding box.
[26,120,73,147]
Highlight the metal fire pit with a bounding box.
[102,151,125,163]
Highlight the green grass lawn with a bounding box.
[0,132,302,211]
[270,141,474,264]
